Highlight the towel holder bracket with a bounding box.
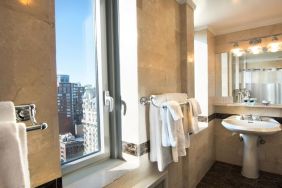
[140,96,151,105]
[15,104,48,132]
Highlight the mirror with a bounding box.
[216,51,282,104]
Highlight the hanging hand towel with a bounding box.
[149,101,172,172]
[187,98,202,134]
[161,101,187,162]
[0,101,30,188]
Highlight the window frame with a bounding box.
[58,0,122,175]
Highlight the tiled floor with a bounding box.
[197,162,282,188]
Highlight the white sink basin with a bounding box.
[222,115,281,135]
[221,115,281,179]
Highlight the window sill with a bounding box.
[62,152,111,175]
[62,154,140,188]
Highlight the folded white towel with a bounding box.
[0,101,16,123]
[161,101,183,147]
[0,122,30,188]
[161,101,187,162]
[0,101,30,188]
[187,98,202,134]
[187,98,202,116]
[149,103,172,172]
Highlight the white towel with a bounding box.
[0,102,30,188]
[187,98,202,116]
[161,101,188,162]
[149,103,172,172]
[161,101,183,147]
[187,98,202,134]
[149,93,189,171]
[0,101,17,123]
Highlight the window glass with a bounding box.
[55,0,100,164]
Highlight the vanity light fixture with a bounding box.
[230,33,282,55]
[231,42,245,57]
[267,36,282,53]
[248,38,262,55]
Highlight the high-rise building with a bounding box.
[59,133,84,162]
[75,124,84,137]
[57,75,85,135]
[82,86,99,154]
[57,74,69,85]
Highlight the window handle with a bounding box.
[121,100,127,116]
[104,91,114,112]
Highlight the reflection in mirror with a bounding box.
[216,51,282,104]
[215,52,231,97]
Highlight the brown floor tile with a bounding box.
[196,161,282,188]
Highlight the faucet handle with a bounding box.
[241,114,252,120]
[252,115,261,121]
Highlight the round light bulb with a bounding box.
[249,45,262,55]
[268,42,281,53]
[231,47,244,57]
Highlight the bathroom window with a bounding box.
[55,0,111,166]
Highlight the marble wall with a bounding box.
[137,0,196,187]
[137,0,182,97]
[107,0,216,188]
[0,0,61,187]
[183,123,215,188]
[139,0,184,186]
[207,30,216,115]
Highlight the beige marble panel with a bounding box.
[207,30,216,115]
[137,0,182,97]
[0,0,53,24]
[137,0,185,187]
[183,122,216,188]
[215,119,243,166]
[180,5,194,97]
[0,1,61,187]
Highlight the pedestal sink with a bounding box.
[221,115,281,179]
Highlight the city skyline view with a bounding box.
[57,74,99,163]
[55,0,100,163]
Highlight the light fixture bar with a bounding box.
[229,33,282,44]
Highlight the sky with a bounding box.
[55,0,96,85]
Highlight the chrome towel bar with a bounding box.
[15,104,48,132]
[140,95,193,135]
[140,95,189,108]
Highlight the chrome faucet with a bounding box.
[240,114,253,120]
[234,89,251,103]
[240,114,262,121]
[236,91,244,103]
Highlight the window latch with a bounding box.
[121,99,127,116]
[104,91,114,112]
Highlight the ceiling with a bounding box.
[193,0,282,35]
